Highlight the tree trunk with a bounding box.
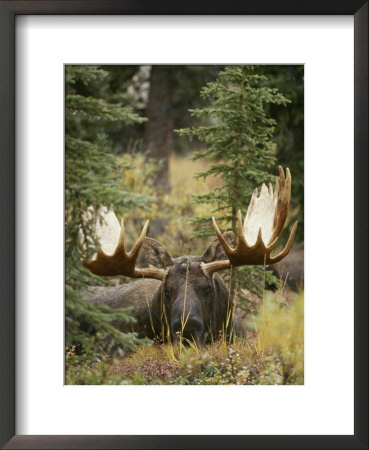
[143,66,173,237]
[144,66,173,193]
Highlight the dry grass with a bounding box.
[169,151,222,192]
[98,290,304,385]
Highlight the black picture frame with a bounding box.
[0,1,367,449]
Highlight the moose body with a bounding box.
[82,167,297,346]
[84,252,246,344]
[270,242,304,291]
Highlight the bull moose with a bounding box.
[82,167,297,345]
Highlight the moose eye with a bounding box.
[203,285,211,295]
[163,286,171,297]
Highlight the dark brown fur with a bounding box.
[270,241,304,291]
[83,233,246,345]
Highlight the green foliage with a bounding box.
[237,265,278,299]
[260,66,304,241]
[176,65,289,297]
[65,65,149,357]
[65,65,149,289]
[177,65,289,229]
[65,289,144,355]
[65,352,112,385]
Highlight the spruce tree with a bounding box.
[261,65,304,242]
[65,65,149,354]
[177,65,290,298]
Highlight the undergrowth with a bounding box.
[66,291,304,385]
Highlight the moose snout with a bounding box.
[171,315,204,344]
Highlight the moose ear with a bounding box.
[138,237,174,269]
[202,231,236,263]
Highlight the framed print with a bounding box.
[0,1,367,449]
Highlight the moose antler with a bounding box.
[84,213,167,281]
[201,166,298,277]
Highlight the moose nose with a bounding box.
[171,316,204,343]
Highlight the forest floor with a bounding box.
[66,290,304,385]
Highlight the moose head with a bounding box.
[83,167,297,345]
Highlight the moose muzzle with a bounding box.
[170,285,205,345]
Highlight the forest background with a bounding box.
[65,65,304,385]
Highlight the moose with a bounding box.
[82,167,297,345]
